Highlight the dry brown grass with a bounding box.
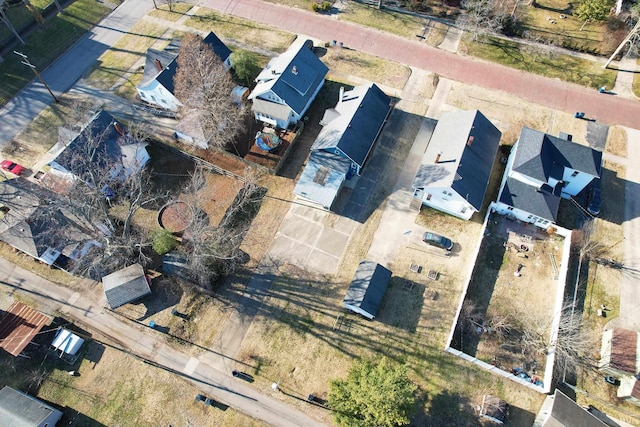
[605,126,627,158]
[6,94,95,168]
[323,47,411,90]
[0,243,82,288]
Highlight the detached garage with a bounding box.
[343,261,392,320]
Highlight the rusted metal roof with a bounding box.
[0,301,50,357]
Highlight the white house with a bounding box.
[412,110,502,220]
[293,83,392,209]
[47,110,150,186]
[248,39,328,129]
[494,128,602,227]
[137,32,232,112]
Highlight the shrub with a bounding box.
[151,228,178,255]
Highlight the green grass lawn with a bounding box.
[0,0,114,105]
[461,34,616,89]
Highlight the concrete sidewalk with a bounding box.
[0,257,327,427]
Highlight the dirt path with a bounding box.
[199,0,640,129]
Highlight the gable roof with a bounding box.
[412,110,501,210]
[512,128,602,181]
[51,110,149,182]
[605,328,639,375]
[249,39,328,115]
[540,389,607,427]
[0,386,62,427]
[0,178,93,263]
[293,151,352,209]
[499,177,561,222]
[102,263,151,309]
[139,32,231,92]
[311,83,391,167]
[343,261,392,319]
[0,301,50,357]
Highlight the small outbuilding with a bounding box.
[0,301,51,357]
[102,264,151,309]
[479,394,508,424]
[0,386,63,427]
[51,328,85,363]
[343,261,392,320]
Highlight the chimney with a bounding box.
[292,66,298,75]
[339,86,344,102]
[154,58,163,72]
[435,151,443,164]
[467,135,474,147]
[113,121,125,136]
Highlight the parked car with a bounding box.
[0,159,25,175]
[604,375,620,386]
[587,180,601,216]
[422,232,454,251]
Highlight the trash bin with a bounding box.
[148,320,156,329]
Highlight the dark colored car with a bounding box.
[422,232,454,251]
[0,159,25,175]
[587,180,601,216]
[604,375,620,386]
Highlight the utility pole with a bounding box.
[604,20,640,69]
[13,51,58,102]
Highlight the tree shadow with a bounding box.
[424,390,479,426]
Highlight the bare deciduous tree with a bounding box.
[458,0,508,41]
[40,119,165,278]
[179,167,264,289]
[174,33,246,151]
[509,303,599,377]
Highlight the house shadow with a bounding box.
[376,278,424,333]
[60,409,107,427]
[450,216,506,355]
[506,404,537,426]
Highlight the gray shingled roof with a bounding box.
[0,386,62,427]
[311,83,391,167]
[513,127,602,181]
[499,177,561,222]
[293,151,352,209]
[250,40,328,116]
[102,264,151,309]
[543,389,607,427]
[412,110,501,210]
[343,261,392,319]
[140,32,231,94]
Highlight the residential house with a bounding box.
[102,263,152,309]
[343,261,392,320]
[293,83,392,209]
[0,179,98,270]
[494,128,602,227]
[0,386,63,427]
[249,39,328,129]
[137,32,232,111]
[412,110,501,220]
[46,110,150,190]
[599,328,639,378]
[533,389,607,427]
[599,327,640,405]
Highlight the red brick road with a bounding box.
[203,0,639,128]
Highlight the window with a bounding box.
[442,190,448,195]
[527,214,533,219]
[507,207,514,211]
[571,171,579,177]
[461,207,467,213]
[426,193,432,201]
